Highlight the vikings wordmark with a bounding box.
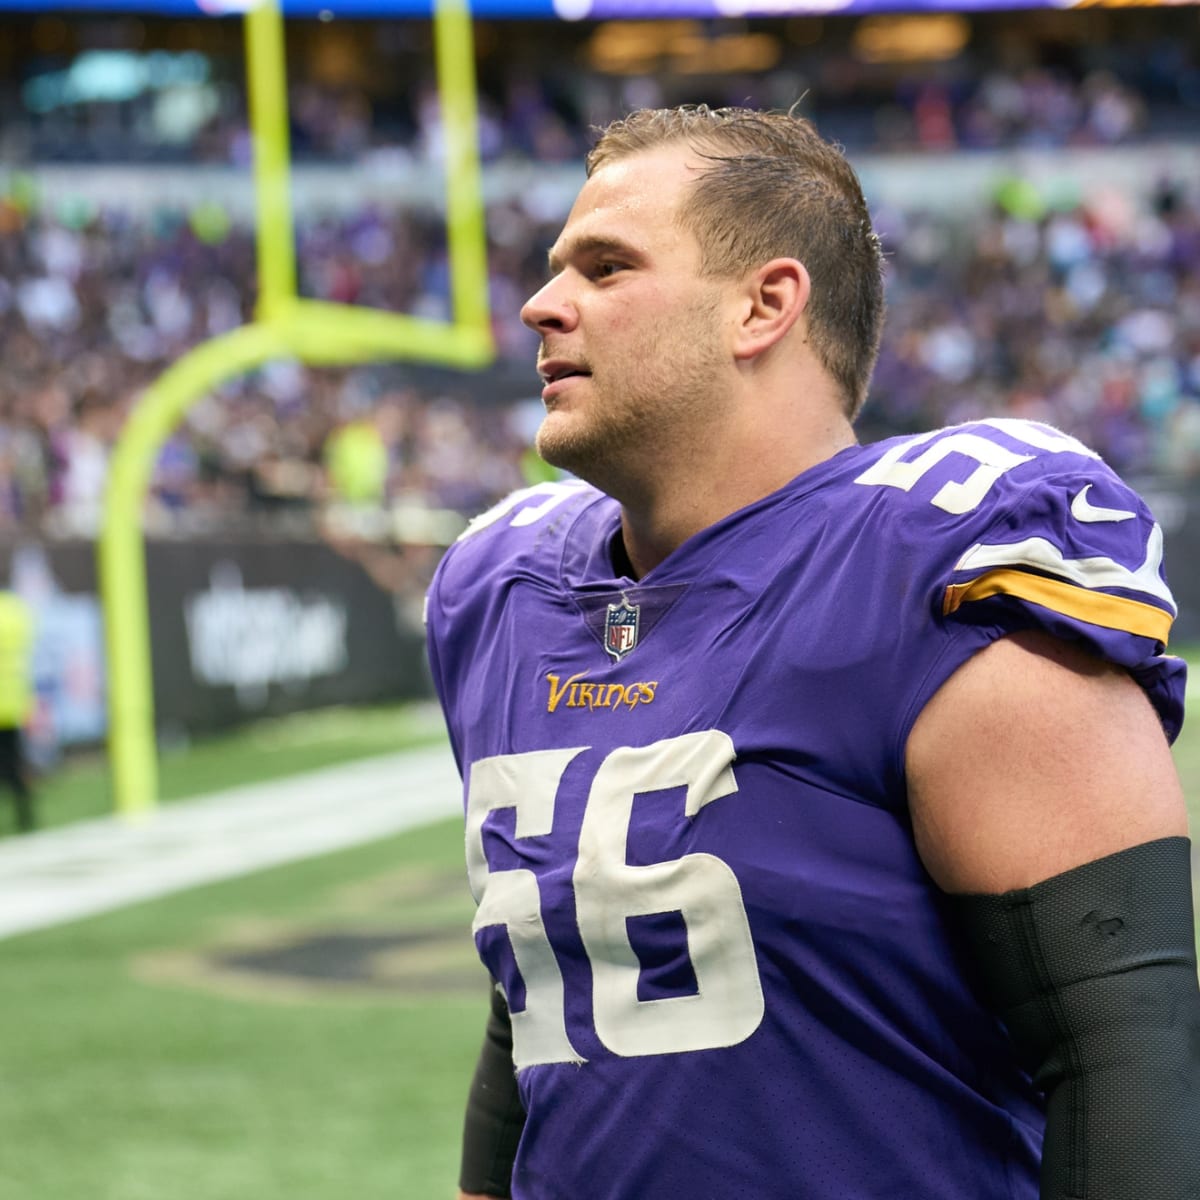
[546,671,659,713]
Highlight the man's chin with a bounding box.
[535,416,592,474]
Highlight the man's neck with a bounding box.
[615,419,857,579]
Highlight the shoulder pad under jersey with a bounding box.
[851,417,1183,735]
[439,478,595,580]
[426,479,598,626]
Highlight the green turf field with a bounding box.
[0,812,483,1199]
[2,682,1200,1199]
[0,701,477,1198]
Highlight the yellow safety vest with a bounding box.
[0,591,34,726]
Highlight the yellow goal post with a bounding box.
[99,0,493,818]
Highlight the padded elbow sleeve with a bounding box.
[459,983,526,1198]
[952,836,1200,1200]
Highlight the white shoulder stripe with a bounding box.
[953,524,1176,615]
[977,418,1101,460]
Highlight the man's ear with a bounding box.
[731,258,811,362]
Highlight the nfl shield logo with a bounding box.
[604,600,640,661]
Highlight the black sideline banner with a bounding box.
[148,539,430,735]
[0,535,432,747]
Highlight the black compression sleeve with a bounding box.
[459,984,525,1197]
[952,836,1200,1200]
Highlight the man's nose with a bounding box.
[521,275,577,333]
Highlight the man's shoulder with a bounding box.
[841,417,1183,743]
[431,479,601,604]
[843,415,1175,640]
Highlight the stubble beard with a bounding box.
[534,367,640,489]
[534,302,728,498]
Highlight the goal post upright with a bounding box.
[245,0,298,320]
[99,0,493,818]
[437,0,491,335]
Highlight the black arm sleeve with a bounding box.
[459,983,526,1197]
[952,836,1200,1200]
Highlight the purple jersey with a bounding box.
[425,418,1185,1200]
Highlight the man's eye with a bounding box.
[594,261,624,279]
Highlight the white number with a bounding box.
[576,731,764,1057]
[466,732,764,1069]
[854,432,1033,514]
[457,481,588,541]
[467,747,589,1067]
[854,420,1097,514]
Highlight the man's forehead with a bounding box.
[548,148,701,266]
[581,144,703,207]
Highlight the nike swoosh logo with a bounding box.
[1071,484,1136,523]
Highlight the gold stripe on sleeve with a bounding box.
[943,569,1173,645]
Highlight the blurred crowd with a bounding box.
[1,158,1199,554]
[3,10,1198,167]
[867,177,1200,476]
[64,52,1171,167]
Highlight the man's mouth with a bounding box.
[538,359,592,385]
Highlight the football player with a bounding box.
[426,105,1200,1199]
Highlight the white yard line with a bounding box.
[0,744,463,941]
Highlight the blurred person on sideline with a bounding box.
[425,105,1200,1199]
[323,411,390,508]
[0,589,35,833]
